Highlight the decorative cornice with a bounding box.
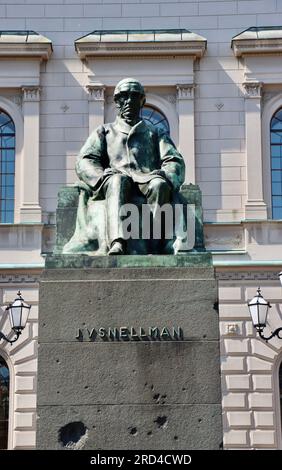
[76,40,206,60]
[232,38,282,57]
[75,29,206,60]
[22,86,41,102]
[216,271,281,281]
[243,81,263,98]
[0,31,52,60]
[86,84,106,101]
[176,83,195,100]
[90,54,195,61]
[2,270,278,283]
[0,274,39,284]
[0,44,52,60]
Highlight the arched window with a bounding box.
[270,108,282,219]
[0,356,9,449]
[0,109,15,223]
[141,105,170,135]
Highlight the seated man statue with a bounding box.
[67,77,186,255]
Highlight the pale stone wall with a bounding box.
[219,273,282,449]
[0,280,39,449]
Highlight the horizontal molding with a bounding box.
[0,43,52,60]
[216,270,281,281]
[214,260,282,268]
[0,273,40,283]
[75,41,206,60]
[232,39,282,57]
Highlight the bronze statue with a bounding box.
[64,78,185,255]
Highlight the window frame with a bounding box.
[0,97,23,224]
[262,93,282,219]
[141,104,170,135]
[269,106,282,219]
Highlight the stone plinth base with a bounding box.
[37,254,222,449]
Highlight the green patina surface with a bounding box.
[55,183,205,256]
[46,252,212,269]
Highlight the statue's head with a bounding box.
[114,78,146,124]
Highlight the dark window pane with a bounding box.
[5,187,14,199]
[6,161,14,174]
[271,146,281,157]
[271,131,282,144]
[0,110,14,134]
[140,106,170,135]
[0,356,9,449]
[1,121,15,134]
[3,172,14,184]
[4,211,14,223]
[272,171,282,182]
[272,158,282,170]
[272,182,282,195]
[6,200,14,211]
[0,113,10,129]
[2,150,15,161]
[1,135,15,148]
[141,108,154,120]
[272,196,282,207]
[273,207,282,219]
[271,118,282,130]
[271,108,282,129]
[4,175,14,186]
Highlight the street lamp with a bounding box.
[0,291,31,345]
[248,278,282,342]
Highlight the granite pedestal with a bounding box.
[36,254,222,450]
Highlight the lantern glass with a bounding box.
[248,288,270,329]
[8,299,22,330]
[8,294,30,332]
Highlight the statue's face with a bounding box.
[115,84,145,123]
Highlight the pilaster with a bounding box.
[243,82,267,220]
[86,83,105,133]
[176,84,196,184]
[20,86,41,223]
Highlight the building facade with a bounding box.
[0,0,282,450]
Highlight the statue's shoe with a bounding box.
[108,241,124,255]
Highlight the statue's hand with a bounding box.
[151,169,166,178]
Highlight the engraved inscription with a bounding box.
[76,326,184,341]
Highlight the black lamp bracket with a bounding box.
[257,327,282,342]
[0,330,21,346]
